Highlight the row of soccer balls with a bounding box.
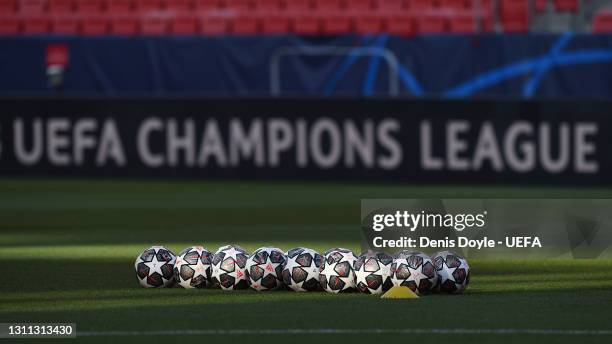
[134,245,470,294]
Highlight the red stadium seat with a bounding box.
[350,0,372,11]
[468,0,494,31]
[376,0,403,12]
[255,0,282,12]
[223,0,252,13]
[0,0,16,13]
[81,17,109,34]
[407,0,434,11]
[200,15,229,34]
[169,15,198,34]
[448,14,476,32]
[107,0,134,14]
[416,14,446,34]
[22,16,50,33]
[164,0,193,12]
[501,1,526,11]
[195,0,218,10]
[134,0,162,12]
[440,0,467,10]
[480,12,493,31]
[285,0,312,12]
[321,14,351,34]
[18,0,47,14]
[314,0,343,12]
[503,17,528,32]
[500,0,528,32]
[231,15,258,33]
[500,0,528,15]
[48,0,74,14]
[110,16,139,34]
[0,16,20,33]
[385,15,414,36]
[52,16,80,34]
[554,0,577,12]
[593,11,612,33]
[140,16,167,34]
[355,15,383,33]
[292,15,319,35]
[534,0,546,12]
[76,0,105,14]
[260,15,290,33]
[477,0,494,15]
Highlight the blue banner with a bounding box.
[1,34,612,98]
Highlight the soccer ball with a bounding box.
[134,246,176,288]
[246,247,286,291]
[432,251,470,294]
[391,251,438,295]
[174,246,213,289]
[319,248,357,293]
[210,245,249,290]
[354,251,394,294]
[282,247,324,292]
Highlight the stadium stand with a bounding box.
[140,14,166,33]
[0,0,609,35]
[52,15,79,33]
[593,9,612,32]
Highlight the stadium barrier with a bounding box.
[0,97,611,184]
[1,35,612,98]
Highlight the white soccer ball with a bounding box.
[134,246,176,288]
[391,251,438,295]
[282,247,324,292]
[432,251,470,294]
[246,247,286,291]
[319,248,357,293]
[354,251,394,294]
[210,245,249,290]
[174,246,213,289]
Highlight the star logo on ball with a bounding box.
[444,264,457,282]
[265,263,273,272]
[411,270,425,285]
[226,247,240,257]
[145,260,164,277]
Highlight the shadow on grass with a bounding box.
[2,288,612,333]
[471,259,612,275]
[3,285,612,308]
[0,223,359,247]
[2,257,612,316]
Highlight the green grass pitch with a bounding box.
[1,180,612,343]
